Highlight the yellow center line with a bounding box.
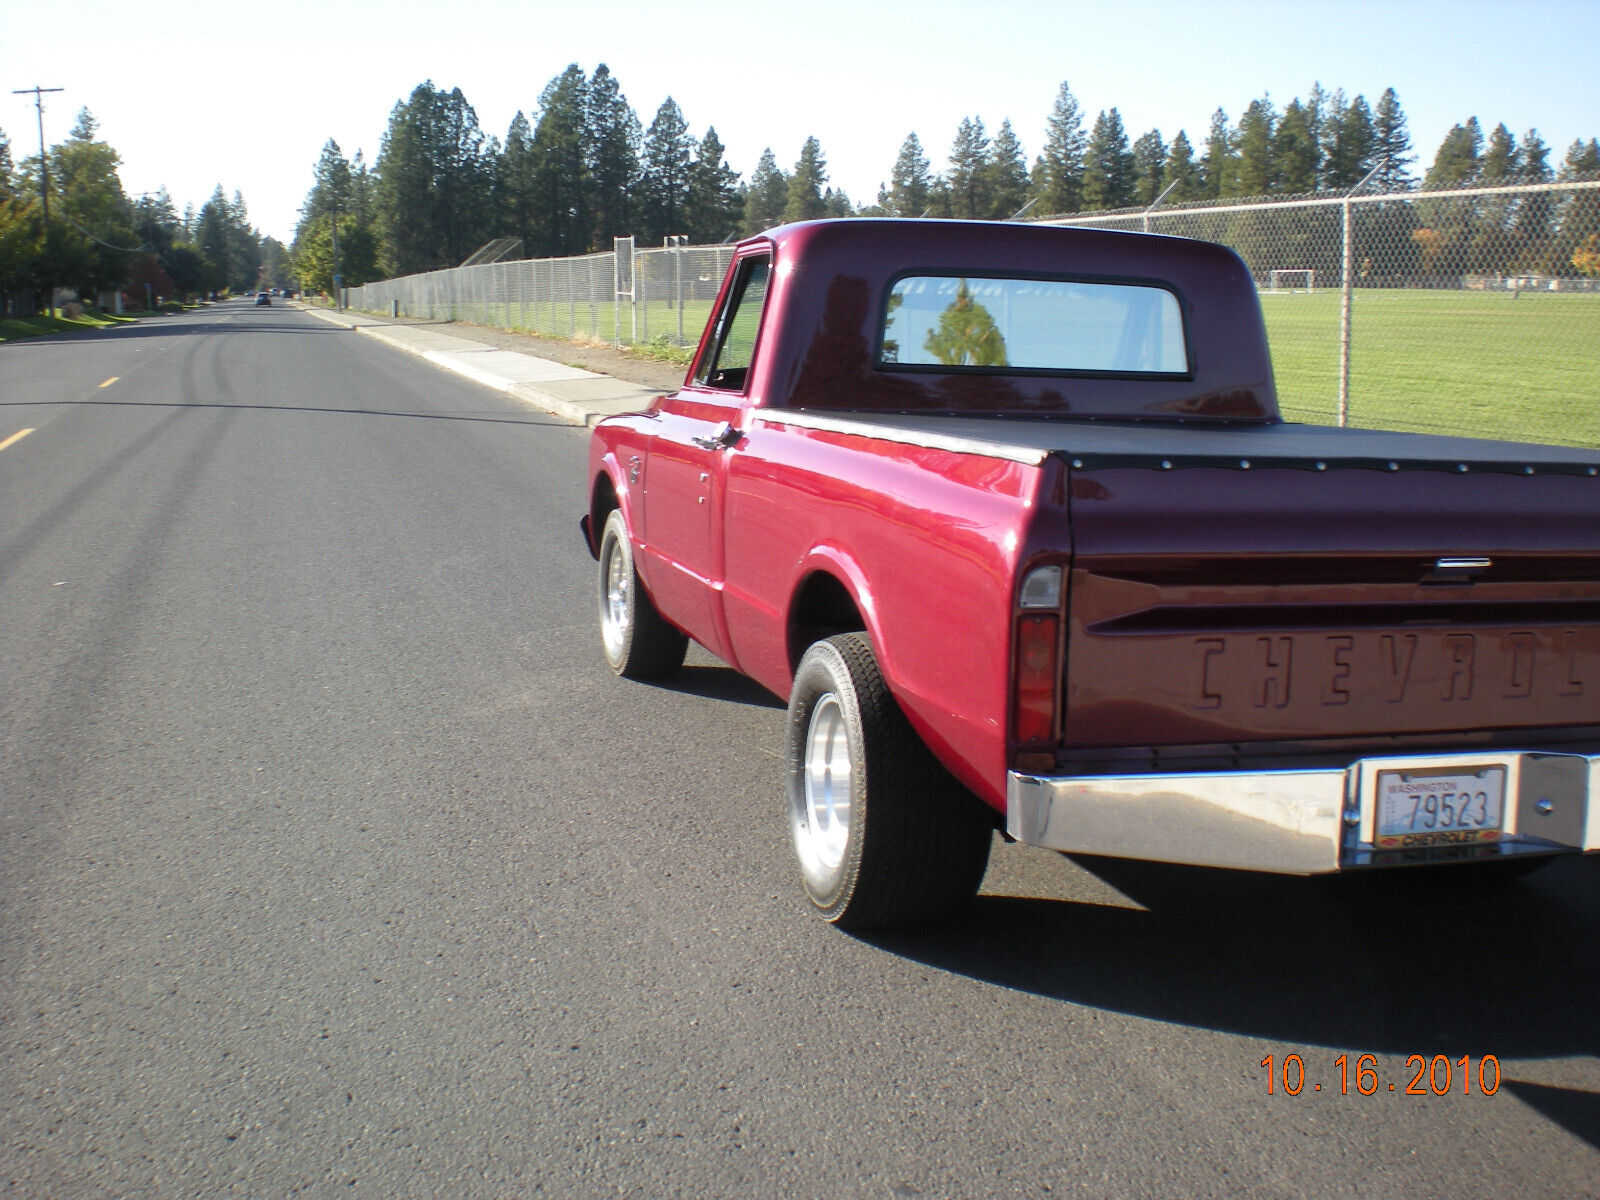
[0,428,35,453]
[98,376,119,388]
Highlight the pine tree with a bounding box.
[587,64,640,246]
[784,137,829,222]
[986,120,1029,218]
[1473,123,1522,256]
[1521,131,1553,183]
[743,148,788,232]
[1322,94,1374,189]
[1305,82,1331,168]
[1563,138,1600,179]
[1163,131,1200,201]
[349,152,376,225]
[498,111,538,249]
[300,140,354,235]
[436,86,496,262]
[923,279,1007,366]
[0,126,14,199]
[1131,129,1166,206]
[1511,128,1556,259]
[375,81,496,272]
[1082,109,1135,210]
[1551,140,1600,276]
[133,187,180,259]
[1272,100,1318,194]
[1372,89,1414,190]
[227,189,262,290]
[1036,81,1088,215]
[639,97,694,242]
[530,66,591,256]
[946,117,991,219]
[1479,123,1518,182]
[1199,109,1232,200]
[686,127,742,243]
[883,132,933,217]
[1425,118,1482,188]
[1227,98,1276,197]
[195,186,233,294]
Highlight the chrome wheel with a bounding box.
[785,633,992,928]
[600,533,631,661]
[595,508,688,680]
[797,692,853,874]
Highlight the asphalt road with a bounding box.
[2,302,1597,1198]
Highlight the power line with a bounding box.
[60,213,145,253]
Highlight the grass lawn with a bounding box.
[0,310,141,343]
[1261,288,1600,448]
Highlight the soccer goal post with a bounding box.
[1267,269,1316,293]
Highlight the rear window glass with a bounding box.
[881,275,1188,375]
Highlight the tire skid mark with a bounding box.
[0,404,191,588]
[1,397,239,879]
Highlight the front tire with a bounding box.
[597,509,688,679]
[785,633,992,929]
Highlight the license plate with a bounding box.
[1375,766,1507,848]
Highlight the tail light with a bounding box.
[1013,565,1064,744]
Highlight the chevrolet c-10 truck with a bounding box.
[581,218,1600,929]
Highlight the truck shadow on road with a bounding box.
[643,664,784,709]
[0,397,572,428]
[869,852,1600,1109]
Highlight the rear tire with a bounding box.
[785,633,992,929]
[597,509,688,680]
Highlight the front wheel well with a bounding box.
[788,571,867,674]
[587,473,620,556]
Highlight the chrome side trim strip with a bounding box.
[753,409,1048,465]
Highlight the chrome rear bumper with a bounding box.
[1006,751,1600,874]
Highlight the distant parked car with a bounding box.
[256,291,271,306]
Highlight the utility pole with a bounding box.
[331,203,340,310]
[13,86,64,318]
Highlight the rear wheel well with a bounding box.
[788,571,867,674]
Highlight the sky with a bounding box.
[2,0,1596,247]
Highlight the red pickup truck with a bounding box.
[582,218,1600,929]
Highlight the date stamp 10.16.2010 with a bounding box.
[1261,1053,1502,1097]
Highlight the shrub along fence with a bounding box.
[342,180,1600,447]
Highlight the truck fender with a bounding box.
[587,453,637,559]
[786,543,997,809]
[787,544,888,677]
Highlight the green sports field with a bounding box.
[1260,288,1600,448]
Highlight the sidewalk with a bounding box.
[293,302,666,427]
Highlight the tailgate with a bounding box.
[1063,457,1600,751]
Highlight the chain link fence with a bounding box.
[1047,180,1600,447]
[343,239,737,353]
[342,180,1600,447]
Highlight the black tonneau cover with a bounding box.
[832,412,1600,477]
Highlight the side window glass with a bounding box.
[694,255,771,391]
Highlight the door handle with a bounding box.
[691,422,741,451]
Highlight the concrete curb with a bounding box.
[292,303,660,427]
